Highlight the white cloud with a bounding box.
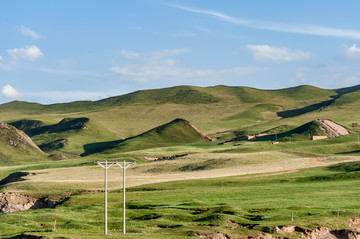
[119,50,141,59]
[111,49,260,83]
[337,44,360,61]
[246,44,311,62]
[0,56,3,61]
[19,25,42,39]
[7,45,44,61]
[172,5,360,40]
[2,84,20,98]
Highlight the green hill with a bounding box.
[274,85,335,100]
[0,122,45,165]
[332,91,360,107]
[97,85,221,105]
[276,120,326,140]
[83,118,212,155]
[1,84,360,141]
[0,84,338,114]
[8,119,46,132]
[12,117,118,155]
[260,119,351,142]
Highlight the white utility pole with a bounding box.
[116,161,135,235]
[95,161,115,235]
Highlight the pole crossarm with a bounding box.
[95,161,116,169]
[116,161,135,169]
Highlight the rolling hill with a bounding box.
[0,122,45,165]
[1,84,360,156]
[9,117,118,155]
[256,119,350,141]
[83,118,212,155]
[2,84,360,238]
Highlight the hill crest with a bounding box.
[83,118,212,155]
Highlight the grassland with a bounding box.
[1,160,360,238]
[1,84,360,238]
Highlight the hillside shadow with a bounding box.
[0,172,29,186]
[277,84,360,118]
[26,117,89,136]
[277,99,334,118]
[81,139,124,156]
[4,233,45,238]
[335,150,360,155]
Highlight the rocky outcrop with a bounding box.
[349,218,360,231]
[0,122,43,152]
[184,119,213,141]
[195,231,286,239]
[276,225,360,239]
[0,192,56,213]
[195,225,360,239]
[317,119,350,137]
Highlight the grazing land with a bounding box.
[1,84,360,238]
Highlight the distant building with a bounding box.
[255,133,267,138]
[311,136,328,140]
[245,135,256,140]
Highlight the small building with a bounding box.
[256,133,267,138]
[245,135,256,140]
[311,136,328,140]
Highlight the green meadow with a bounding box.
[0,84,360,238]
[1,162,360,238]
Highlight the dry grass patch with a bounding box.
[6,152,359,197]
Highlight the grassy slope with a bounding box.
[26,117,118,155]
[0,84,341,138]
[83,118,211,155]
[1,84,360,238]
[1,161,360,238]
[0,122,46,165]
[0,84,358,161]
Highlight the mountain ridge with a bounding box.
[1,84,358,110]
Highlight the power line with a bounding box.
[117,161,135,234]
[94,160,135,235]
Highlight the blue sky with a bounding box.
[1,0,360,104]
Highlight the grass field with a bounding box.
[1,84,360,238]
[1,161,360,238]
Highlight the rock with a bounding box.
[0,192,56,213]
[349,218,360,231]
[276,225,360,239]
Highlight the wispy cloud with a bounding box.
[7,45,44,61]
[337,44,360,61]
[246,44,311,62]
[26,65,95,76]
[22,90,126,103]
[2,84,20,98]
[171,5,360,39]
[19,25,42,39]
[111,48,261,83]
[119,50,141,59]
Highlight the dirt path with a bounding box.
[19,155,360,192]
[310,158,329,166]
